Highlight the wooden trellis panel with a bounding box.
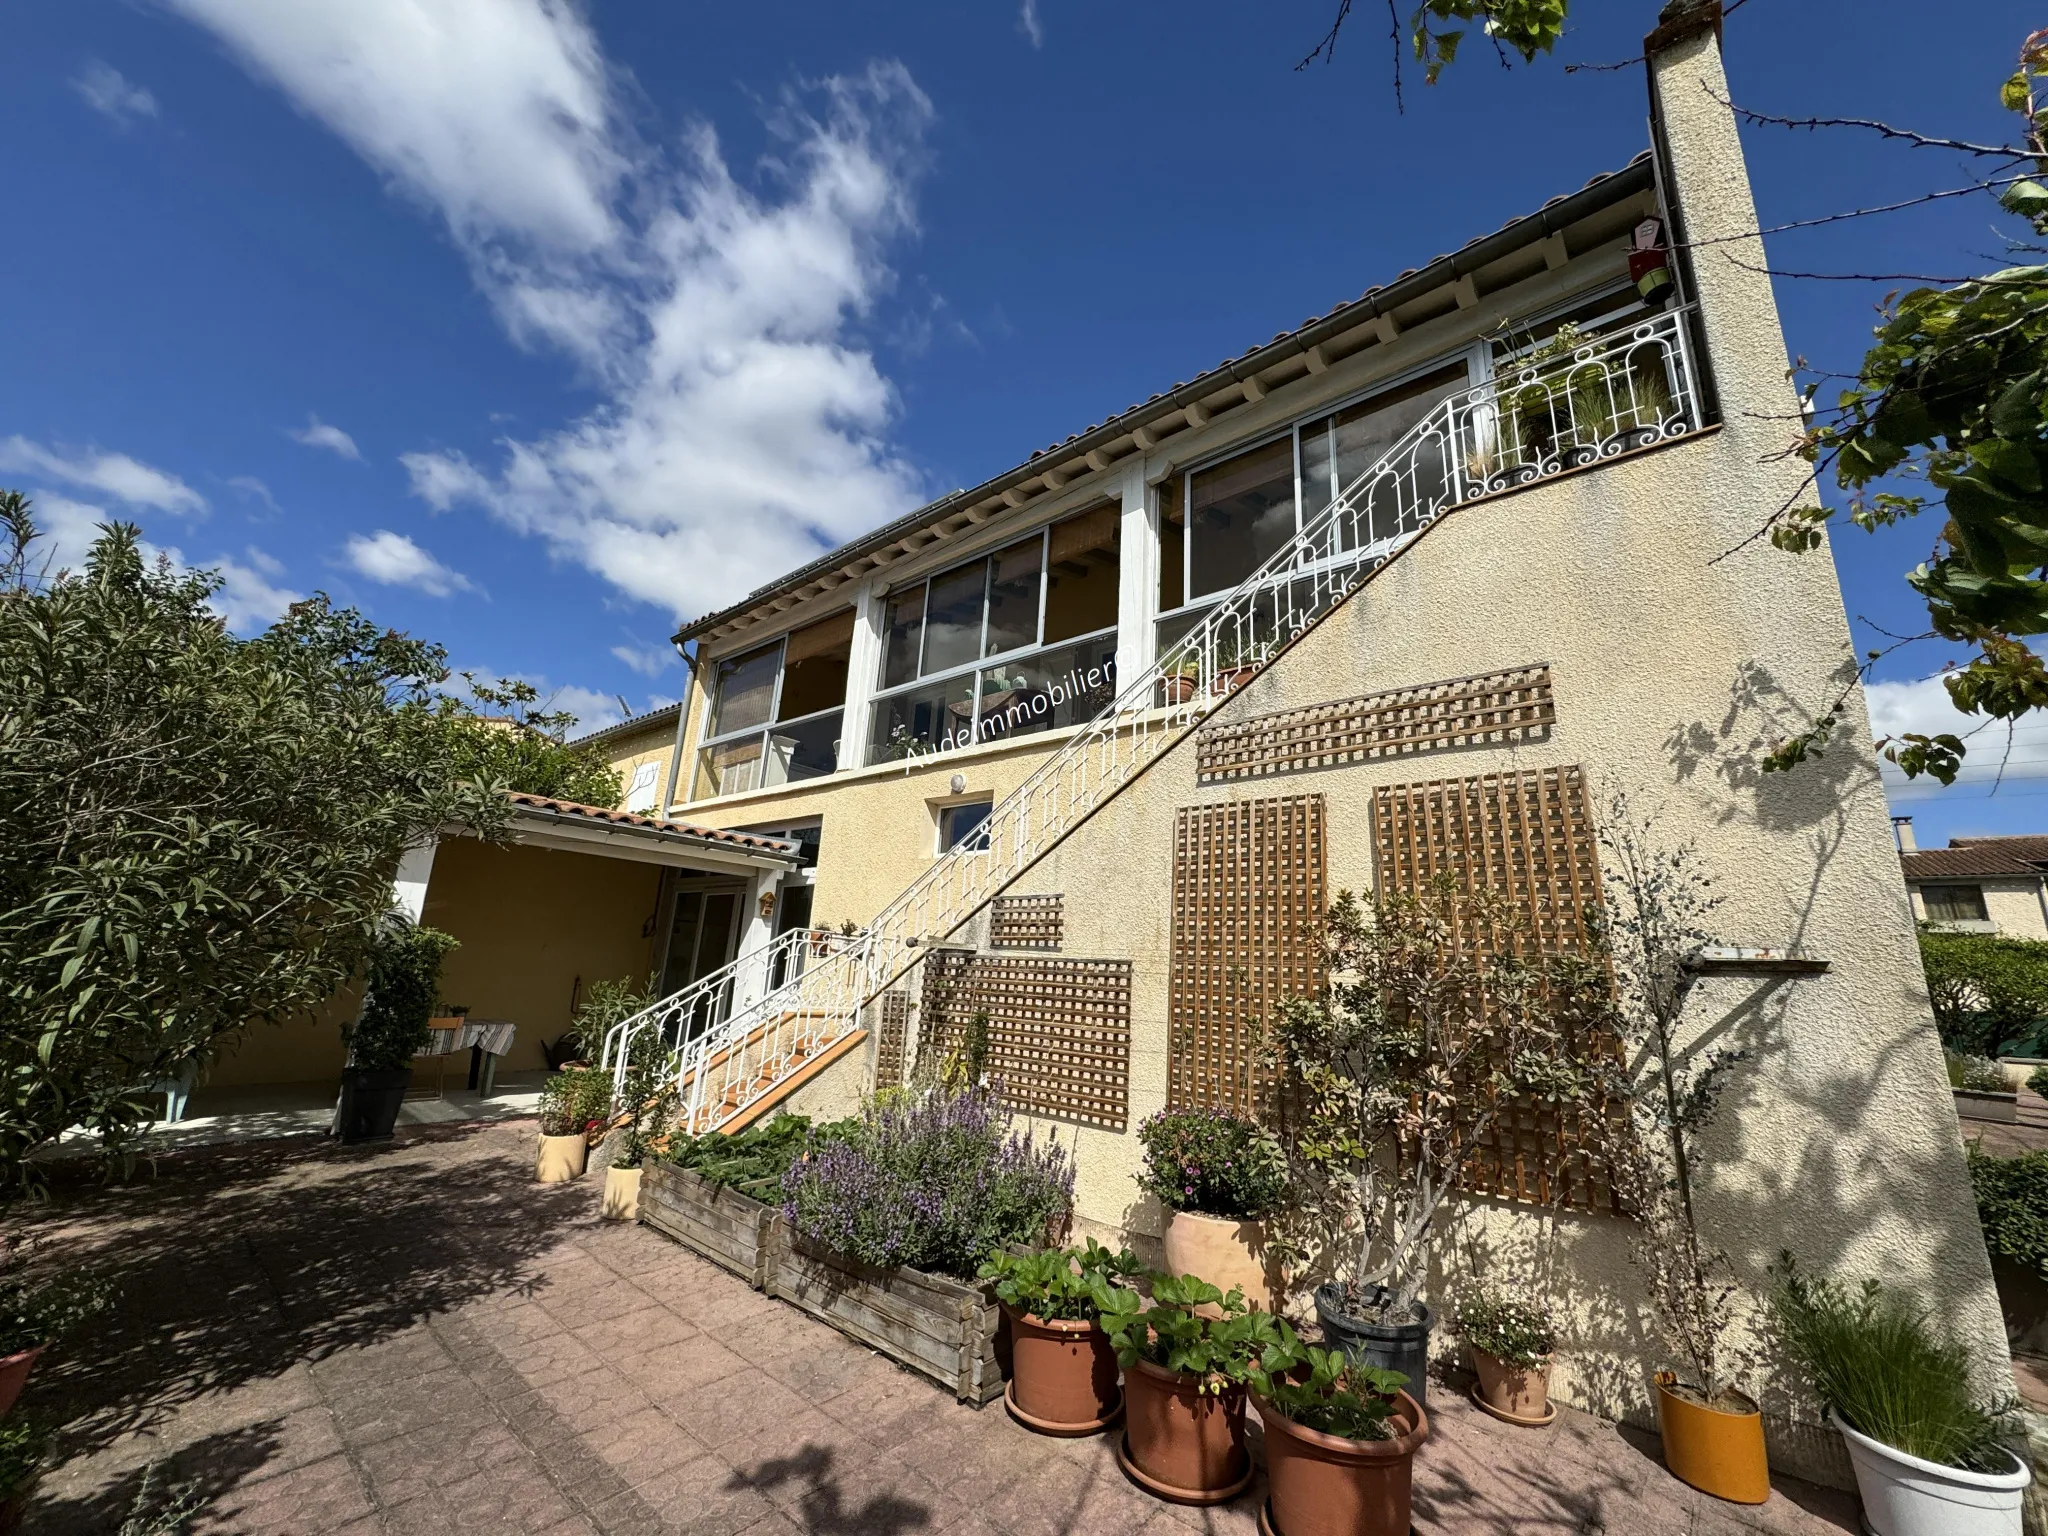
[1371,764,1619,1212]
[1196,664,1556,783]
[873,991,910,1090]
[918,953,1131,1130]
[989,894,1064,951]
[1168,794,1328,1116]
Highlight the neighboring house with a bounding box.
[1896,817,2048,939]
[577,703,687,814]
[587,5,2000,1481]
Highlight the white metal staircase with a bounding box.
[602,310,1702,1134]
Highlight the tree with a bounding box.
[0,500,508,1178]
[433,675,622,811]
[1917,929,2048,1057]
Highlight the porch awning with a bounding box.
[491,793,802,873]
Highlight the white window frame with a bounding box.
[692,630,851,801]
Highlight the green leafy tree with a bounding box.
[1918,929,2048,1056]
[434,674,623,809]
[0,500,507,1178]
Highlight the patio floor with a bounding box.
[15,1120,1860,1536]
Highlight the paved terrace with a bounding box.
[17,1121,1858,1536]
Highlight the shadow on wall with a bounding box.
[1665,657,1873,836]
[11,1127,593,1469]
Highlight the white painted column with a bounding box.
[840,576,886,770]
[1113,460,1157,692]
[732,869,780,1008]
[392,840,438,923]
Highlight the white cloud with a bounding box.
[242,544,288,579]
[287,415,362,461]
[73,61,160,126]
[23,494,112,576]
[195,548,304,632]
[166,0,933,624]
[549,684,625,732]
[1865,671,2048,801]
[227,474,281,513]
[1018,0,1045,48]
[611,641,676,677]
[344,528,475,596]
[0,436,205,515]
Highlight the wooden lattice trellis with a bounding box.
[918,953,1132,1130]
[1167,794,1328,1116]
[988,894,1064,951]
[873,991,910,1090]
[1371,763,1619,1211]
[1195,664,1556,783]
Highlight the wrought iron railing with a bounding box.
[621,309,1700,1132]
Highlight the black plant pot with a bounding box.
[335,1066,412,1144]
[1314,1281,1435,1408]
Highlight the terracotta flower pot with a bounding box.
[0,1347,41,1419]
[1162,1211,1273,1312]
[1654,1370,1769,1505]
[1254,1388,1428,1536]
[1002,1306,1122,1435]
[600,1165,641,1220]
[1211,665,1258,697]
[1116,1356,1252,1505]
[1163,676,1198,705]
[1470,1347,1554,1427]
[536,1133,588,1183]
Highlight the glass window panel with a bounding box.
[1158,476,1185,613]
[983,537,1043,658]
[695,735,765,799]
[1302,363,1468,549]
[777,610,855,721]
[881,585,925,691]
[1924,885,1989,923]
[973,634,1119,747]
[761,711,843,787]
[869,673,976,762]
[1044,504,1121,643]
[922,559,987,677]
[707,642,780,738]
[1188,437,1296,600]
[940,800,994,853]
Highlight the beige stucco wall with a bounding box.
[1909,877,2048,940]
[594,718,683,813]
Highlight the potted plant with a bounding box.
[0,1251,113,1417]
[1949,1051,2019,1124]
[1773,1254,2031,1536]
[1091,1273,1284,1505]
[1592,804,1770,1503]
[0,1418,44,1535]
[1453,1287,1557,1426]
[335,915,458,1144]
[1270,878,1606,1407]
[535,1064,610,1182]
[1136,1107,1287,1310]
[1209,631,1265,696]
[1161,661,1201,706]
[1247,1328,1427,1536]
[979,1238,1141,1434]
[602,1127,646,1220]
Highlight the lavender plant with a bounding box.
[782,1088,1073,1279]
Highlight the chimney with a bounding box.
[1891,816,1916,853]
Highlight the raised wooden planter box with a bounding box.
[638,1161,780,1289]
[768,1229,1006,1405]
[1955,1088,2021,1124]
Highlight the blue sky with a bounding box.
[2,1,2039,842]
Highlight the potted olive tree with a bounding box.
[1135,1107,1287,1310]
[1271,878,1606,1408]
[336,915,457,1144]
[1091,1273,1285,1505]
[1247,1330,1427,1536]
[979,1239,1140,1435]
[1773,1254,2030,1536]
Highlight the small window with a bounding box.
[707,642,780,738]
[938,798,994,854]
[1923,885,1989,923]
[624,760,660,813]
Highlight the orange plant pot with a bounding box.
[1254,1388,1428,1536]
[1117,1356,1252,1505]
[1653,1371,1769,1505]
[0,1347,40,1419]
[1161,1211,1274,1312]
[1003,1307,1122,1435]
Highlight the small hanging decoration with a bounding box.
[1628,217,1675,308]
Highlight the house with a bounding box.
[578,703,688,815]
[1895,817,2048,938]
[569,3,1998,1481]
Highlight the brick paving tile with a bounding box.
[12,1121,1861,1535]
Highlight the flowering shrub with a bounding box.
[1453,1287,1557,1368]
[1135,1107,1287,1219]
[782,1088,1073,1279]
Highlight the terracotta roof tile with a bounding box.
[505,792,800,858]
[1901,836,2048,880]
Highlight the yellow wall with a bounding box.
[205,987,358,1088]
[595,718,683,814]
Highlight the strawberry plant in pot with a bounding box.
[1092,1273,1286,1505]
[1136,1108,1287,1310]
[1247,1331,1426,1536]
[1453,1288,1557,1427]
[979,1239,1141,1435]
[1270,877,1607,1408]
[0,1417,45,1535]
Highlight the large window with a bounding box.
[693,609,855,799]
[1923,885,1989,924]
[871,504,1120,761]
[1157,358,1473,652]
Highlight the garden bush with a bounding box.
[1920,929,2048,1057]
[782,1088,1073,1279]
[345,919,459,1072]
[1134,1106,1288,1220]
[1969,1144,2048,1279]
[1946,1050,2009,1094]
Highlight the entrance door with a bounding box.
[659,881,746,999]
